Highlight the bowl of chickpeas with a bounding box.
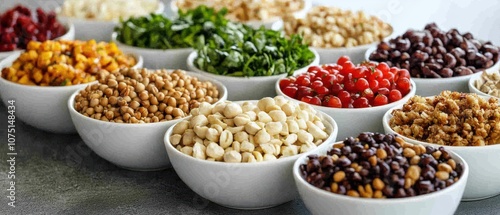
[68,68,227,170]
[277,6,393,64]
[171,0,312,29]
[0,40,142,133]
[382,91,500,200]
[164,96,338,209]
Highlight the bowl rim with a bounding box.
[67,70,228,128]
[292,139,469,203]
[468,71,499,98]
[0,51,143,90]
[186,48,320,80]
[163,99,338,167]
[170,0,312,25]
[55,1,164,23]
[382,97,500,149]
[110,32,194,52]
[275,76,417,112]
[0,19,75,54]
[364,45,500,82]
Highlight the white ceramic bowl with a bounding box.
[68,71,227,170]
[111,33,192,70]
[187,49,319,101]
[0,20,75,60]
[56,2,164,42]
[468,71,499,99]
[293,140,469,215]
[170,0,312,29]
[365,46,500,96]
[383,102,500,201]
[164,101,337,209]
[0,52,143,134]
[276,77,416,140]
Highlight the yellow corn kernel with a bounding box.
[75,53,88,63]
[16,70,26,77]
[52,42,62,52]
[32,68,43,83]
[42,72,51,84]
[28,50,38,60]
[18,75,30,85]
[11,76,18,82]
[40,41,53,52]
[37,51,53,67]
[75,62,85,71]
[6,68,17,79]
[18,53,30,62]
[11,61,22,70]
[105,62,118,72]
[22,62,34,72]
[99,56,113,66]
[27,41,41,50]
[40,83,48,86]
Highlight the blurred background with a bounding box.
[1,0,499,45]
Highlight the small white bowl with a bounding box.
[383,102,500,201]
[468,71,499,99]
[111,33,192,70]
[0,20,75,60]
[69,71,228,170]
[276,77,416,140]
[187,49,319,101]
[56,2,164,41]
[293,140,469,215]
[164,101,337,209]
[365,46,500,96]
[0,52,143,133]
[170,0,311,29]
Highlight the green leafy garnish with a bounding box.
[194,27,315,77]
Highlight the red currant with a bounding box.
[353,97,370,108]
[326,96,342,108]
[337,56,351,66]
[373,94,388,106]
[282,86,298,98]
[388,89,402,102]
[355,78,369,91]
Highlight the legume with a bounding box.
[389,91,500,146]
[283,6,392,48]
[74,69,220,123]
[300,133,463,198]
[175,0,304,22]
[170,96,331,162]
[1,40,136,86]
[369,23,500,78]
[473,70,500,97]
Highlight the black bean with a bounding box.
[390,161,400,170]
[341,146,352,156]
[321,156,334,168]
[337,157,351,167]
[394,188,407,198]
[444,53,457,68]
[380,162,391,176]
[418,180,435,194]
[439,68,453,78]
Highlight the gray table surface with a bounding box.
[1,101,500,214]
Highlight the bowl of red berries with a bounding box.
[0,5,75,60]
[276,56,416,139]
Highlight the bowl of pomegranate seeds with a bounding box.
[276,55,416,139]
[0,5,75,59]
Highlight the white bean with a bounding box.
[193,126,208,139]
[244,122,261,135]
[219,130,234,148]
[180,146,193,156]
[265,121,282,135]
[223,150,242,163]
[206,142,224,160]
[205,128,220,142]
[193,142,206,160]
[240,140,255,152]
[170,134,182,146]
[223,102,242,119]
[254,129,271,145]
[269,110,287,122]
[257,111,272,123]
[297,130,314,144]
[172,120,189,134]
[190,114,208,128]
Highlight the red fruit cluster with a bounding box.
[279,56,412,108]
[0,5,66,51]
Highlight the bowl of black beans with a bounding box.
[293,132,469,215]
[366,23,500,96]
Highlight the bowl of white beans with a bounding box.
[56,0,164,41]
[164,96,338,209]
